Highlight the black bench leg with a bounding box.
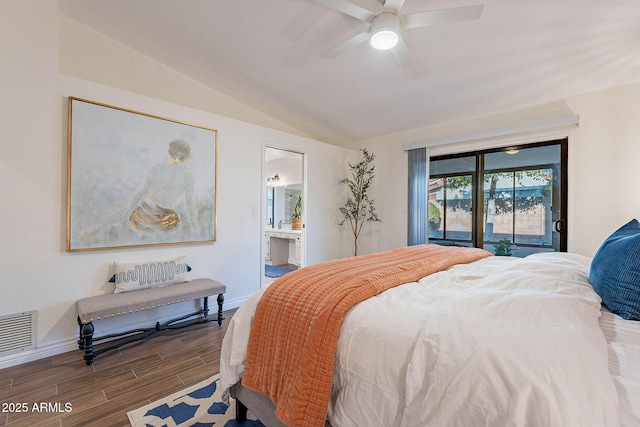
[236,398,248,422]
[217,293,224,326]
[203,296,210,317]
[80,322,95,365]
[77,316,84,350]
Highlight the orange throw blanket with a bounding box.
[242,244,492,427]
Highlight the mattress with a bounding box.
[221,252,640,427]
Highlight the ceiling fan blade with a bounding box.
[393,34,414,68]
[383,0,406,13]
[326,30,371,59]
[311,0,376,22]
[402,4,484,29]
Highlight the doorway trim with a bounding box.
[261,141,308,288]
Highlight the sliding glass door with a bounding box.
[428,155,476,247]
[428,140,567,255]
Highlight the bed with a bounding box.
[220,245,640,427]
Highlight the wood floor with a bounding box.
[0,309,236,427]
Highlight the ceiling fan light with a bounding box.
[370,28,399,50]
[369,12,401,50]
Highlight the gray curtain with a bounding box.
[407,147,428,245]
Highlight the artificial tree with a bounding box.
[339,148,381,256]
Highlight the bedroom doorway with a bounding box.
[263,146,305,286]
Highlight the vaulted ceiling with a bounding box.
[59,0,640,145]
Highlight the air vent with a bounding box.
[0,311,37,356]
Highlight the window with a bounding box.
[425,140,567,256]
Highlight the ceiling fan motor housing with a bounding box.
[370,12,400,50]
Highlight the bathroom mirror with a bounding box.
[265,148,303,229]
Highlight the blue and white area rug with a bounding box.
[265,265,294,278]
[127,374,265,427]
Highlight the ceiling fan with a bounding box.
[312,0,484,66]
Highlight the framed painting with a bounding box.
[67,97,217,251]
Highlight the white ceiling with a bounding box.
[59,0,640,146]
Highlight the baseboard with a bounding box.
[0,297,247,370]
[0,339,79,370]
[221,296,247,312]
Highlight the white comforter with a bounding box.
[221,252,620,427]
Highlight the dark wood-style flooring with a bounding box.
[0,309,236,427]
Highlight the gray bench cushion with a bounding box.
[76,278,226,324]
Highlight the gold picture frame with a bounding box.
[67,97,217,251]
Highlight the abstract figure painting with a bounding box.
[67,97,217,251]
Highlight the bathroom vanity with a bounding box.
[265,229,302,267]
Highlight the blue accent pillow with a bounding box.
[589,219,640,320]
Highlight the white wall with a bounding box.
[0,1,351,368]
[58,16,309,139]
[565,83,640,252]
[357,85,640,258]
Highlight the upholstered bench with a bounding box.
[76,278,225,365]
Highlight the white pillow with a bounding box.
[113,255,191,293]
